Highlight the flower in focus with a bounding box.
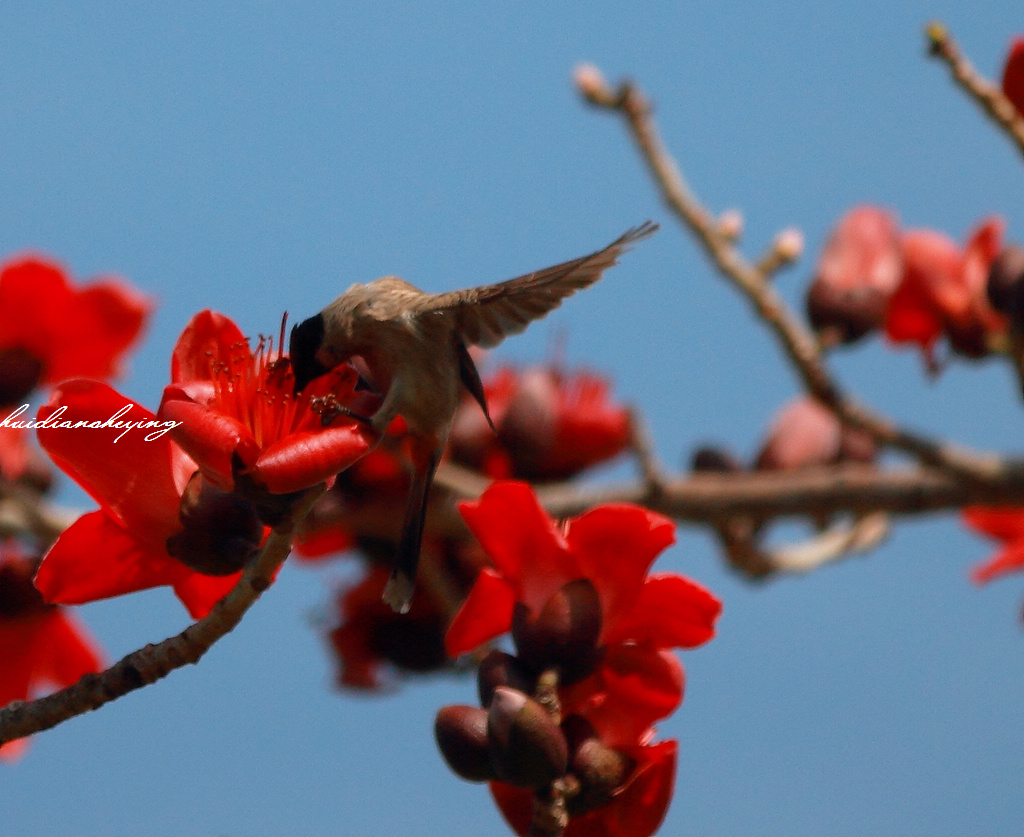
[448,365,631,482]
[1002,36,1024,116]
[159,311,376,499]
[438,482,719,837]
[806,206,903,344]
[885,217,1006,370]
[446,482,720,667]
[0,257,150,405]
[962,507,1024,584]
[1,545,103,760]
[34,379,242,619]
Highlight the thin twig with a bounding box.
[925,21,1024,160]
[574,66,1012,484]
[0,484,326,748]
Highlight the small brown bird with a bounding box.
[289,221,658,612]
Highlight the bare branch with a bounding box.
[0,484,326,748]
[435,460,1024,524]
[575,67,1012,484]
[925,21,1024,160]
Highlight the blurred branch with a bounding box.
[573,65,1013,485]
[925,21,1024,160]
[436,461,1024,524]
[0,484,326,749]
[0,482,78,546]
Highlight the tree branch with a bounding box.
[925,21,1024,161]
[573,65,1013,484]
[0,484,326,748]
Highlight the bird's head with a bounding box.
[289,312,329,394]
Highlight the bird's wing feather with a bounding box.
[415,221,658,348]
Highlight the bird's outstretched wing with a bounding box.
[418,221,658,348]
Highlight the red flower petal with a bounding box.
[565,647,684,747]
[607,573,722,649]
[32,610,104,688]
[36,380,188,541]
[0,258,149,384]
[36,510,187,605]
[444,568,517,657]
[962,506,1024,541]
[171,570,242,620]
[170,309,247,383]
[1002,37,1024,116]
[600,739,677,837]
[458,481,573,610]
[970,541,1024,584]
[564,505,676,636]
[47,281,151,382]
[253,425,372,493]
[160,394,257,490]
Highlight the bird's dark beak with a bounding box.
[289,313,329,395]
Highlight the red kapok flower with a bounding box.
[962,506,1024,584]
[1,546,103,761]
[449,365,631,482]
[159,311,376,496]
[447,482,720,742]
[34,379,240,619]
[0,257,150,403]
[446,482,720,658]
[1002,37,1024,116]
[806,206,903,344]
[885,218,1006,369]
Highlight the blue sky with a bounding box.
[2,3,1023,835]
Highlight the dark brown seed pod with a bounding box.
[477,650,537,707]
[165,471,263,575]
[511,578,602,685]
[434,704,495,783]
[487,687,568,789]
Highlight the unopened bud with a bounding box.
[478,650,536,707]
[166,471,263,575]
[987,245,1024,325]
[574,64,609,100]
[569,736,635,816]
[435,705,495,783]
[716,209,744,242]
[512,578,602,684]
[774,227,805,262]
[690,445,743,473]
[487,687,569,789]
[0,347,43,405]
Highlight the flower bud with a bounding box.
[512,578,602,684]
[166,471,263,575]
[435,704,495,783]
[477,650,536,707]
[487,687,568,789]
[573,64,609,99]
[568,736,635,816]
[0,346,43,405]
[690,445,743,473]
[987,245,1024,325]
[0,554,47,618]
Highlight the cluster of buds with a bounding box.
[435,577,622,803]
